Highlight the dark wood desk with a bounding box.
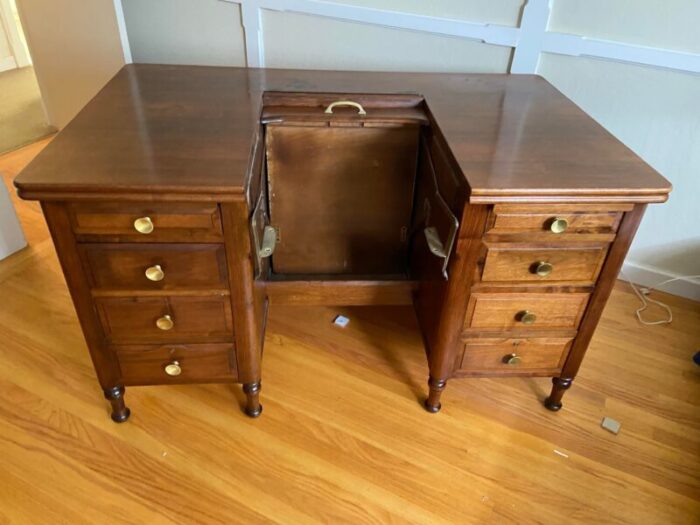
[15,65,671,421]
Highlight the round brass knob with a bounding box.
[145,264,165,282]
[503,353,522,366]
[164,360,182,376]
[518,311,537,325]
[535,261,553,277]
[133,216,154,234]
[156,314,174,331]
[549,217,569,234]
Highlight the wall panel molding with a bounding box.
[211,0,700,74]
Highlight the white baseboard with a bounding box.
[0,55,17,73]
[621,261,700,302]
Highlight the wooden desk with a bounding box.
[14,65,671,421]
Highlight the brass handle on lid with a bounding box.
[164,360,182,376]
[145,264,165,281]
[134,216,154,234]
[550,217,569,233]
[503,353,522,366]
[518,311,537,325]
[156,314,174,331]
[534,261,553,277]
[324,100,367,115]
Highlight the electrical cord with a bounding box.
[620,272,700,326]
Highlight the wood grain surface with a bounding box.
[14,65,671,204]
[2,141,698,524]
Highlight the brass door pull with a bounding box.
[156,314,174,331]
[503,353,522,365]
[424,226,447,258]
[324,100,367,115]
[145,265,165,281]
[133,216,154,234]
[549,217,569,233]
[534,261,553,277]
[164,360,182,376]
[518,311,537,325]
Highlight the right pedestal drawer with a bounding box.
[481,244,608,285]
[464,292,590,331]
[457,337,574,375]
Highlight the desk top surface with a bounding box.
[15,64,670,203]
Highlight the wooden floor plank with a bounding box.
[1,140,698,524]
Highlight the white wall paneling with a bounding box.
[112,0,132,63]
[204,0,700,75]
[0,0,30,69]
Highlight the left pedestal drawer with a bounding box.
[80,243,229,291]
[96,296,234,344]
[114,343,237,385]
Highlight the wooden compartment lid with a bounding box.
[261,92,429,127]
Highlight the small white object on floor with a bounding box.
[553,449,569,458]
[333,315,350,328]
[601,416,622,435]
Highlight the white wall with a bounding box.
[261,10,512,73]
[16,0,126,129]
[541,0,700,299]
[121,0,246,66]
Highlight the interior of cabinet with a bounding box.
[254,92,460,283]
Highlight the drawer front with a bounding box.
[115,343,237,385]
[69,202,223,242]
[465,292,590,331]
[81,243,228,291]
[481,245,607,284]
[96,296,233,343]
[487,204,627,236]
[458,337,572,372]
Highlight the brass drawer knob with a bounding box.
[156,314,174,330]
[145,264,165,281]
[549,217,569,233]
[518,310,537,325]
[503,353,522,366]
[133,216,154,234]
[164,360,182,376]
[534,261,553,277]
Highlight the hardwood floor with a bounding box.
[1,140,698,524]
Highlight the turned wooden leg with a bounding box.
[544,377,573,411]
[104,386,130,423]
[243,381,262,418]
[424,376,447,413]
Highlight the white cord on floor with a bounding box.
[620,272,700,326]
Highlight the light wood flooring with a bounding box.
[1,139,699,524]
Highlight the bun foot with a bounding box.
[544,397,562,411]
[244,404,263,418]
[424,376,447,414]
[544,377,572,412]
[424,399,442,413]
[243,381,262,418]
[104,386,130,423]
[111,407,132,422]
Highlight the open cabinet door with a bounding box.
[409,130,488,411]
